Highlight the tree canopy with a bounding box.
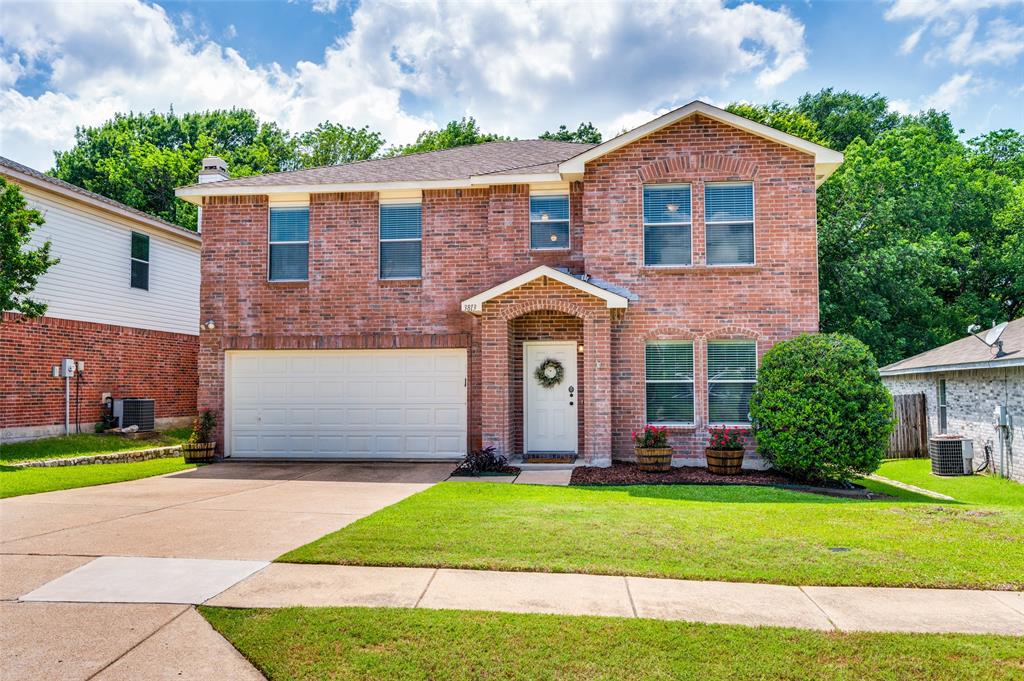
[0,177,59,318]
[295,122,385,168]
[540,122,602,144]
[387,117,509,156]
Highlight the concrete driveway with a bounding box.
[0,461,452,680]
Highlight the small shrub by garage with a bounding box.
[749,333,893,483]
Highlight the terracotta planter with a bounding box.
[706,447,744,475]
[635,447,673,472]
[181,442,216,464]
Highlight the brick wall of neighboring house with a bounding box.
[884,368,1024,483]
[0,312,198,437]
[199,114,819,463]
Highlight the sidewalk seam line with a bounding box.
[623,577,638,618]
[799,586,839,631]
[415,568,439,608]
[83,604,192,681]
[982,590,1024,618]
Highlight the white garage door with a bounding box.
[226,349,467,459]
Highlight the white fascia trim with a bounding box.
[558,100,844,185]
[175,173,566,205]
[460,265,629,315]
[879,357,1024,376]
[8,169,201,245]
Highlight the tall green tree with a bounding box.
[389,117,509,156]
[725,102,827,146]
[540,122,602,144]
[796,88,903,150]
[51,109,297,231]
[295,122,385,167]
[0,177,59,319]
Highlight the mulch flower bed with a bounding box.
[571,462,792,487]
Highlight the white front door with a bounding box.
[524,341,578,454]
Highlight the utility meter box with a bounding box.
[994,405,1010,427]
[60,358,76,377]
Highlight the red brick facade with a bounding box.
[1,312,198,433]
[198,114,819,463]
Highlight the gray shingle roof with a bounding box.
[880,317,1024,374]
[0,155,200,241]
[179,140,594,190]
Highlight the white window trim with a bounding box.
[379,199,423,281]
[267,206,310,283]
[704,181,756,267]
[937,379,948,434]
[644,340,695,426]
[130,231,150,291]
[707,339,757,426]
[642,183,693,268]
[529,192,571,251]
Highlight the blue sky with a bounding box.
[1,0,1021,170]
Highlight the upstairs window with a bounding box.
[645,341,694,425]
[530,194,570,249]
[705,183,754,265]
[268,207,309,281]
[707,340,757,423]
[130,232,149,290]
[643,184,691,266]
[380,202,422,279]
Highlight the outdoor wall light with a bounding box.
[203,319,216,330]
[577,343,584,354]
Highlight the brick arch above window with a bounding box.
[637,154,760,183]
[698,325,763,341]
[644,326,702,342]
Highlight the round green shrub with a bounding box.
[749,333,893,483]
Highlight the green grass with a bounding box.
[200,606,1024,681]
[279,481,1024,590]
[0,457,194,498]
[868,459,1024,507]
[0,427,191,464]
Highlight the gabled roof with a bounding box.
[176,100,844,203]
[879,317,1024,376]
[461,266,630,315]
[558,101,843,186]
[0,156,201,244]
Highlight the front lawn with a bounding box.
[0,457,194,498]
[0,427,191,464]
[200,606,1024,681]
[279,481,1024,590]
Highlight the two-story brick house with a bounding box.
[175,101,842,466]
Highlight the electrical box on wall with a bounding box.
[60,358,76,377]
[994,405,1010,427]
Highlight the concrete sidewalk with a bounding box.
[207,562,1019,636]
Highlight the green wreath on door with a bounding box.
[534,358,565,388]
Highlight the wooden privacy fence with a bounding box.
[888,392,928,458]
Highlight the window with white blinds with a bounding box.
[643,184,691,266]
[645,341,694,424]
[380,203,422,279]
[707,340,757,423]
[530,194,570,249]
[705,183,754,265]
[268,207,309,281]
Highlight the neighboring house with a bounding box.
[175,101,842,466]
[881,318,1023,483]
[1,156,200,442]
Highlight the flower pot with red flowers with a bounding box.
[181,410,217,463]
[633,425,672,472]
[706,426,746,475]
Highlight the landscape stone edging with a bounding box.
[7,445,183,468]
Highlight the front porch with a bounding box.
[462,266,631,467]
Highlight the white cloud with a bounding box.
[921,72,981,111]
[224,24,238,40]
[0,0,810,170]
[886,0,1024,66]
[311,0,342,13]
